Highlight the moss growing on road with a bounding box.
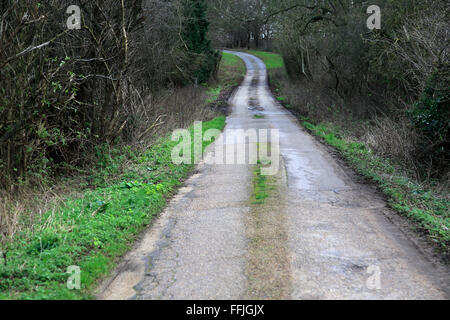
[246,146,291,299]
[251,143,276,205]
[252,163,269,205]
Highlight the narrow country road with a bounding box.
[98,52,449,300]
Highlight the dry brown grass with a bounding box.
[0,187,67,261]
[361,117,420,170]
[0,193,22,247]
[126,84,216,145]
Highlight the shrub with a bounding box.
[409,67,450,172]
[181,0,220,84]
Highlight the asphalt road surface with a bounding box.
[98,51,449,300]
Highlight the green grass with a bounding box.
[0,117,226,300]
[204,52,245,104]
[206,85,222,103]
[245,50,285,70]
[252,162,269,205]
[221,51,245,69]
[302,121,450,251]
[209,52,246,102]
[251,144,275,205]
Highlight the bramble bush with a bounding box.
[410,68,450,170]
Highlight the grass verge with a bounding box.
[0,117,226,299]
[206,52,246,104]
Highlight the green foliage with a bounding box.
[182,0,220,83]
[408,67,450,171]
[410,69,449,144]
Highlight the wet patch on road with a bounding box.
[248,72,265,114]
